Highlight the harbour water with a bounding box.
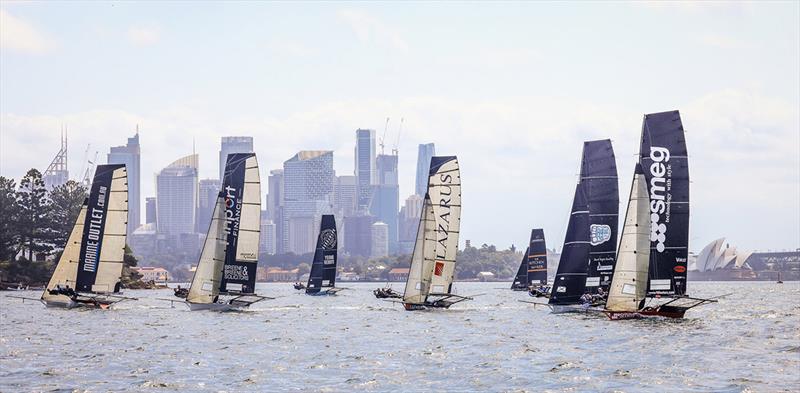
[1,281,798,392]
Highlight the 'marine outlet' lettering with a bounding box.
[649,146,670,252]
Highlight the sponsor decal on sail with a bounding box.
[224,265,249,281]
[648,146,671,253]
[83,185,108,273]
[674,265,686,273]
[434,261,444,276]
[320,229,337,250]
[222,185,241,243]
[589,224,611,246]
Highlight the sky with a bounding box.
[1,1,798,253]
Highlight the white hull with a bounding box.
[42,299,78,309]
[186,301,249,311]
[549,304,601,314]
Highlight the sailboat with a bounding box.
[401,156,471,310]
[604,110,717,319]
[582,139,619,296]
[305,214,342,296]
[41,164,133,309]
[510,229,548,293]
[184,153,269,311]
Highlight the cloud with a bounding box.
[126,26,161,47]
[0,8,54,54]
[337,9,408,52]
[697,33,749,49]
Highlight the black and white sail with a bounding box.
[639,111,689,296]
[42,164,129,304]
[511,229,548,289]
[527,228,548,286]
[581,139,619,294]
[549,183,590,305]
[306,215,338,294]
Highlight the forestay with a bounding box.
[606,164,650,312]
[640,111,689,296]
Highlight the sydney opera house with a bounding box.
[688,238,799,281]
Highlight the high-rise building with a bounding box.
[107,130,141,234]
[371,221,389,258]
[219,136,253,181]
[197,179,220,233]
[343,214,375,257]
[415,143,435,196]
[267,169,284,220]
[398,194,423,255]
[370,154,399,253]
[281,151,334,254]
[156,154,199,235]
[145,197,157,225]
[354,129,376,209]
[260,215,277,255]
[333,175,358,217]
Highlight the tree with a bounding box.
[16,169,52,260]
[0,177,18,261]
[47,180,87,250]
[123,244,138,267]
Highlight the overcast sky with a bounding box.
[1,2,798,253]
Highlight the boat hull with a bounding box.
[549,304,601,314]
[186,302,249,312]
[306,287,343,296]
[604,307,687,320]
[43,299,113,310]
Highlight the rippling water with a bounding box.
[1,281,798,392]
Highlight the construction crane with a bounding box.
[392,117,403,156]
[81,150,98,187]
[378,117,390,155]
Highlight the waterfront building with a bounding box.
[107,130,141,235]
[156,154,198,235]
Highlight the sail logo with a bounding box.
[223,185,241,242]
[435,172,454,260]
[648,146,670,253]
[83,185,108,273]
[589,224,611,246]
[320,229,337,250]
[224,264,249,281]
[434,261,445,276]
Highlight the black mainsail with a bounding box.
[306,214,338,295]
[640,111,689,296]
[549,183,590,305]
[511,246,531,290]
[581,139,619,294]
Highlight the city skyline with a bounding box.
[1,2,798,253]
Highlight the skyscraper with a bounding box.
[197,178,220,233]
[107,130,141,234]
[156,154,199,235]
[371,221,389,258]
[333,175,357,217]
[281,151,334,254]
[398,194,423,255]
[260,216,277,255]
[343,214,375,257]
[354,129,376,209]
[415,143,435,196]
[145,197,157,225]
[219,136,253,181]
[370,154,399,253]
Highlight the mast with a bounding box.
[549,182,591,305]
[75,164,128,293]
[581,139,619,294]
[402,194,437,304]
[527,229,548,286]
[427,156,461,295]
[639,111,689,296]
[218,153,261,294]
[187,194,227,304]
[306,215,338,293]
[606,164,650,312]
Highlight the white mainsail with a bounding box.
[92,166,129,293]
[428,157,461,295]
[235,155,260,264]
[187,195,227,304]
[403,195,437,304]
[42,203,87,303]
[606,165,650,312]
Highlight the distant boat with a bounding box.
[41,164,134,309]
[401,156,472,310]
[184,153,269,311]
[510,229,548,294]
[305,215,342,296]
[604,111,717,320]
